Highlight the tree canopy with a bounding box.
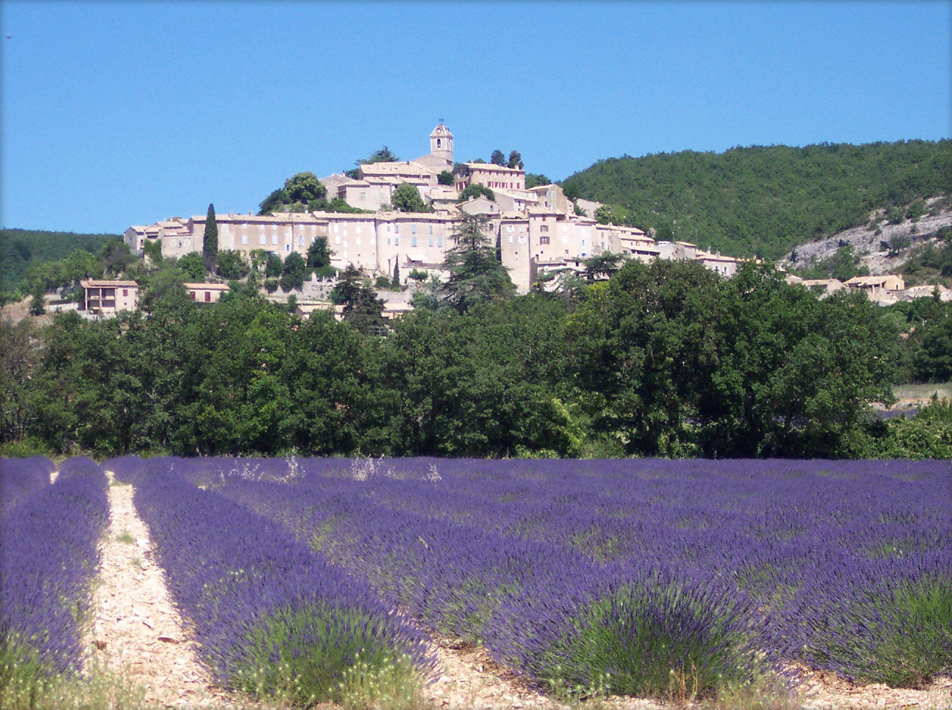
[391,183,429,213]
[441,214,515,313]
[3,259,947,460]
[457,184,495,203]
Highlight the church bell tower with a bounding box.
[429,121,454,166]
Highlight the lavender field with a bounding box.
[3,456,951,706]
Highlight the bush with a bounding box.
[264,278,279,294]
[906,199,927,222]
[216,250,250,280]
[797,562,952,686]
[280,272,303,292]
[312,265,337,280]
[508,576,759,699]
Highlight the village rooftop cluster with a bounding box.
[66,123,941,318]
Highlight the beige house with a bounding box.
[456,163,526,192]
[80,280,139,315]
[846,275,905,298]
[184,283,230,304]
[696,251,740,277]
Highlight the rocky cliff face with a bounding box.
[778,197,952,277]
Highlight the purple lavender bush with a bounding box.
[496,569,760,698]
[789,550,952,686]
[0,456,54,519]
[0,457,108,691]
[110,455,950,695]
[111,457,432,706]
[216,463,766,698]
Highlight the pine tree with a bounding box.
[441,214,515,313]
[203,203,218,273]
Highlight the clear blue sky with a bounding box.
[2,0,950,234]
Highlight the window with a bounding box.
[518,235,525,244]
[411,225,417,234]
[272,234,278,245]
[395,236,399,246]
[437,237,443,247]
[259,235,266,245]
[395,225,400,234]
[540,225,549,233]
[123,289,128,297]
[386,224,391,232]
[411,236,417,247]
[540,236,550,245]
[335,235,341,245]
[356,225,361,234]
[242,235,248,245]
[334,224,339,233]
[205,291,211,303]
[429,237,434,247]
[581,239,586,247]
[508,236,513,244]
[285,244,291,253]
[298,236,304,246]
[507,224,514,233]
[428,225,433,234]
[519,225,525,232]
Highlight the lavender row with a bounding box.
[371,460,952,682]
[0,457,108,674]
[0,456,55,519]
[114,456,951,689]
[106,456,432,705]
[215,472,763,697]
[247,457,951,687]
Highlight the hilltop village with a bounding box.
[124,123,742,294]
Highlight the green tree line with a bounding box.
[3,260,949,460]
[1,229,119,298]
[560,140,952,260]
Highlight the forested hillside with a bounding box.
[1,229,118,295]
[560,140,952,260]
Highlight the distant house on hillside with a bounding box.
[184,283,230,304]
[80,279,139,316]
[846,275,905,300]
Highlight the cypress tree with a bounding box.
[203,203,218,273]
[393,262,400,288]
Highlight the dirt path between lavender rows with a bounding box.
[78,470,951,710]
[82,473,241,708]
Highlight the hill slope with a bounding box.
[560,140,952,260]
[0,228,118,295]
